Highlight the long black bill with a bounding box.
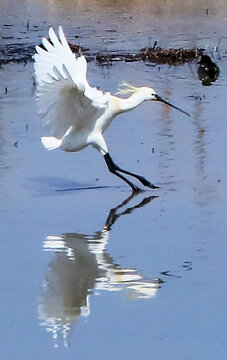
[154,94,190,117]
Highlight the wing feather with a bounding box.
[34,26,109,138]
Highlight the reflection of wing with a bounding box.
[39,234,100,347]
[39,194,159,346]
[34,26,109,138]
[43,225,161,298]
[39,231,161,346]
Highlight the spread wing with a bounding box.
[33,26,109,138]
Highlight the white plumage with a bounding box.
[34,26,189,192]
[34,26,109,151]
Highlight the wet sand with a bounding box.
[0,1,227,359]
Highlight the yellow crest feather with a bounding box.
[116,82,138,95]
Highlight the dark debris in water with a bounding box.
[0,40,203,67]
[0,43,35,65]
[0,42,88,66]
[139,47,203,65]
[95,47,203,66]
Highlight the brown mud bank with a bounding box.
[0,42,204,66]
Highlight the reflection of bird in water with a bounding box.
[197,55,220,86]
[34,26,189,192]
[38,193,162,347]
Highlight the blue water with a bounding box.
[0,1,227,359]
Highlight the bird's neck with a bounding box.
[112,93,146,114]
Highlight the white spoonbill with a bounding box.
[34,26,190,192]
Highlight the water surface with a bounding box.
[0,1,227,359]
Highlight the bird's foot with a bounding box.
[147,184,159,189]
[137,176,159,189]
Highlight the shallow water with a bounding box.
[0,1,227,359]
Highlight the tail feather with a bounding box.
[41,136,62,150]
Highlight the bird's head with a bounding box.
[140,86,190,117]
[117,83,190,117]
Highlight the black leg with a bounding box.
[104,153,159,191]
[104,153,141,192]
